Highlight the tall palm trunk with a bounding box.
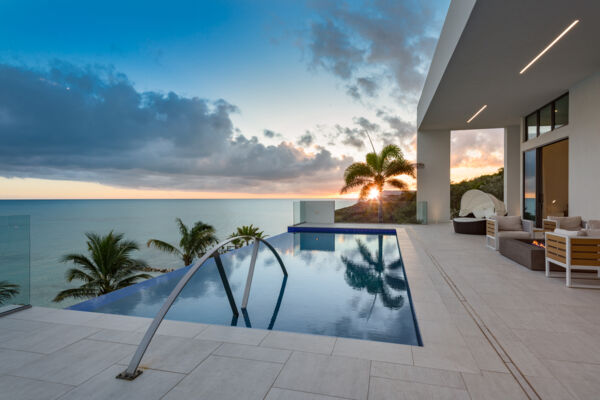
[378,195,383,223]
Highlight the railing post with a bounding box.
[117,235,286,381]
[241,239,260,309]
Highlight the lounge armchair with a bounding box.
[542,216,585,232]
[546,229,600,288]
[486,216,533,250]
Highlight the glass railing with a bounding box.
[0,215,31,315]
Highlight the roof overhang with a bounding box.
[417,0,600,131]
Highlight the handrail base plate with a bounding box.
[116,369,143,381]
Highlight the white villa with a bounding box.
[417,0,600,225]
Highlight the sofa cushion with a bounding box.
[587,220,600,229]
[497,231,531,239]
[555,216,582,230]
[554,228,580,237]
[584,229,600,237]
[496,216,522,231]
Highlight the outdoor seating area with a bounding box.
[486,216,533,250]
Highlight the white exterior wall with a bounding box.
[296,201,335,224]
[416,130,451,223]
[504,125,521,216]
[520,71,600,221]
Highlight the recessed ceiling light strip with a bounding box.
[467,104,487,123]
[520,20,579,74]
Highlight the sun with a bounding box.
[367,188,379,200]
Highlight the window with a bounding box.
[524,93,568,141]
[554,94,569,129]
[526,113,538,140]
[539,104,552,134]
[523,150,537,222]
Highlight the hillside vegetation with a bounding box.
[450,168,504,218]
[335,168,504,223]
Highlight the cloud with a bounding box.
[306,1,446,104]
[346,76,379,100]
[297,131,314,147]
[0,62,351,193]
[263,129,283,139]
[308,19,366,80]
[451,129,504,169]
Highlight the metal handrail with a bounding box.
[117,235,287,380]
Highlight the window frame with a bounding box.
[524,92,569,141]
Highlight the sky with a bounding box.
[0,0,504,199]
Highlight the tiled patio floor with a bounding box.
[1,223,598,399]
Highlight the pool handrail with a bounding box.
[117,235,287,380]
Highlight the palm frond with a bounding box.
[53,286,98,302]
[365,153,379,171]
[384,159,414,178]
[358,183,375,199]
[386,178,408,190]
[147,239,181,256]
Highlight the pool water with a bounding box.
[71,231,421,346]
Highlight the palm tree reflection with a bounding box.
[341,236,406,318]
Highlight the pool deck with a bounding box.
[1,223,599,399]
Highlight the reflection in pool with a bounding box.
[71,231,421,345]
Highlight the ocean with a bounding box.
[0,199,355,308]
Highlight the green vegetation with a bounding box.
[53,232,151,302]
[335,191,419,224]
[340,144,414,223]
[228,224,267,249]
[450,168,504,218]
[147,218,218,267]
[0,281,20,305]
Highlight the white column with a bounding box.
[416,129,450,223]
[504,125,521,216]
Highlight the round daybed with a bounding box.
[453,217,486,235]
[453,189,507,235]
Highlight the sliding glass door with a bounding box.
[523,140,569,227]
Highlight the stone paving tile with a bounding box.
[461,371,528,400]
[117,335,220,374]
[368,376,470,400]
[527,376,577,400]
[417,320,466,346]
[512,328,600,364]
[461,335,507,373]
[0,375,73,400]
[261,331,336,354]
[82,313,151,332]
[12,339,135,386]
[541,359,600,400]
[0,323,98,354]
[265,388,349,400]
[412,343,480,373]
[332,337,412,365]
[214,342,291,363]
[57,364,184,400]
[196,324,268,345]
[274,352,370,400]
[164,355,281,400]
[370,361,466,389]
[141,319,208,338]
[89,329,145,345]
[0,349,44,375]
[497,339,553,378]
[0,316,53,332]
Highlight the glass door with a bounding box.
[523,140,569,227]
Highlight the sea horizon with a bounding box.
[1,198,356,308]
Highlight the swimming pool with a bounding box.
[70,229,422,346]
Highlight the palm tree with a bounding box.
[53,232,151,302]
[0,281,20,305]
[228,224,267,248]
[340,144,414,222]
[341,236,406,319]
[147,218,218,267]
